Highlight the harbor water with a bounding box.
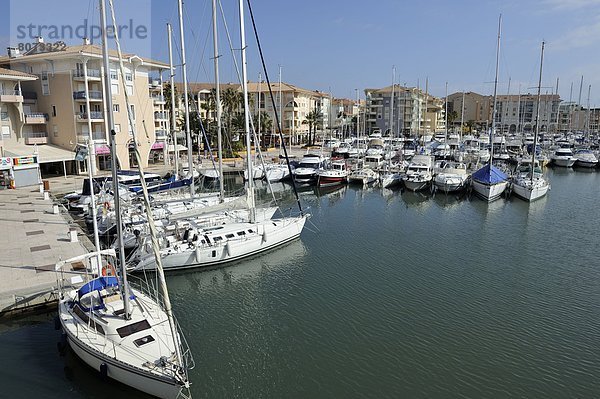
[1,168,600,398]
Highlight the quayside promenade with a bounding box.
[0,185,91,317]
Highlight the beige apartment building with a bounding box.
[0,39,170,174]
[177,81,331,146]
[365,85,445,136]
[446,92,492,132]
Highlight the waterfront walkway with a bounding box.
[0,185,92,316]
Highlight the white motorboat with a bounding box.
[433,160,468,193]
[402,155,434,192]
[573,149,598,168]
[348,167,378,185]
[550,147,576,167]
[292,153,327,185]
[264,163,291,182]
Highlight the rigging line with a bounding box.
[245,0,304,215]
[217,0,277,204]
[182,0,212,83]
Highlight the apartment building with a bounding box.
[0,39,170,173]
[177,81,331,145]
[365,85,444,136]
[447,91,561,134]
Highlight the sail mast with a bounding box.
[212,0,225,201]
[177,0,195,196]
[99,0,130,319]
[167,23,179,178]
[532,41,545,183]
[239,0,255,221]
[106,0,184,368]
[490,14,501,163]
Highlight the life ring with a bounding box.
[103,201,111,211]
[101,263,117,277]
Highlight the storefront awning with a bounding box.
[168,144,187,152]
[4,144,75,164]
[151,142,165,150]
[95,145,110,155]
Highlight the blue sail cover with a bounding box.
[78,276,119,300]
[472,164,507,184]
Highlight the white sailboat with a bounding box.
[511,41,550,202]
[130,0,308,272]
[56,2,192,398]
[471,15,508,202]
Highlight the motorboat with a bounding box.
[402,155,434,192]
[317,158,348,186]
[573,149,598,168]
[433,160,468,193]
[550,147,576,167]
[292,153,327,185]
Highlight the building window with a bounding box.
[113,104,120,112]
[53,125,58,137]
[126,85,133,96]
[52,105,57,117]
[41,71,50,95]
[125,73,133,82]
[111,83,119,94]
[129,104,135,120]
[114,124,121,133]
[110,69,118,80]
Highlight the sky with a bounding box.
[2,0,600,106]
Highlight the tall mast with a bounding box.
[177,0,194,196]
[576,75,584,131]
[490,14,502,162]
[532,41,545,182]
[516,84,521,133]
[239,0,255,221]
[555,77,560,133]
[258,72,261,145]
[211,0,224,200]
[568,82,574,132]
[390,66,395,137]
[278,65,282,146]
[460,91,465,142]
[585,84,591,141]
[99,0,129,318]
[106,0,183,367]
[444,81,448,140]
[167,23,179,178]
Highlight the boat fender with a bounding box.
[100,363,108,379]
[262,230,267,244]
[195,246,201,262]
[101,263,117,277]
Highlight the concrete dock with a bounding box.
[0,185,90,317]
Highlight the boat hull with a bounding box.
[403,179,430,192]
[552,158,576,167]
[133,216,307,271]
[472,180,508,202]
[511,180,549,202]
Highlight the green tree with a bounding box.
[253,111,273,148]
[303,109,323,146]
[465,119,475,133]
[447,110,459,128]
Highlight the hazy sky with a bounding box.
[2,0,600,105]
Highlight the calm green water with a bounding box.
[2,168,600,398]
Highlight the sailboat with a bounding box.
[471,15,508,202]
[511,41,550,202]
[130,0,308,272]
[55,1,192,398]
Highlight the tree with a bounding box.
[163,83,181,132]
[253,111,273,148]
[303,110,323,146]
[465,120,475,133]
[447,110,459,128]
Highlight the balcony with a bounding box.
[73,90,103,101]
[77,111,104,121]
[154,111,168,120]
[148,78,161,88]
[152,95,166,104]
[22,91,37,102]
[24,131,48,145]
[77,131,107,142]
[155,129,168,140]
[24,113,48,124]
[0,89,23,103]
[73,69,102,80]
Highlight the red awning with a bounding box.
[95,145,110,155]
[151,142,165,150]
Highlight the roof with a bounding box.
[0,67,37,81]
[177,81,326,97]
[0,44,168,69]
[4,143,75,163]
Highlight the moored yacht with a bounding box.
[550,147,576,167]
[402,155,434,192]
[573,149,598,168]
[292,153,327,185]
[433,160,468,193]
[317,158,348,186]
